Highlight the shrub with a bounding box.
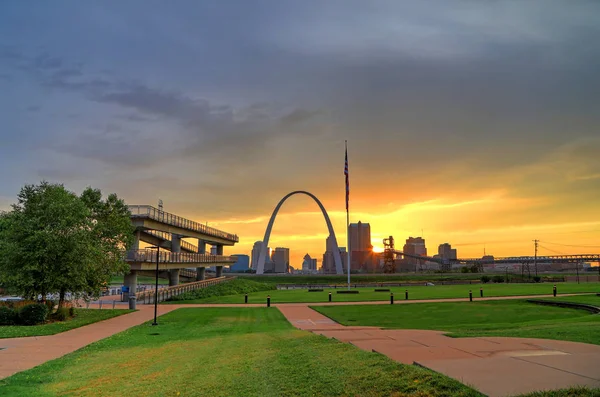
[69,306,75,317]
[0,306,17,325]
[53,307,70,321]
[18,303,49,325]
[533,276,541,283]
[480,276,491,284]
[45,300,56,313]
[492,275,505,283]
[168,278,277,302]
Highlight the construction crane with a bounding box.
[382,236,396,273]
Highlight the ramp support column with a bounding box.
[124,270,138,305]
[216,266,223,278]
[169,269,180,286]
[196,267,206,281]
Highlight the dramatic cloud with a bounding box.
[0,1,599,265]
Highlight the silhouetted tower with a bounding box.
[383,236,395,273]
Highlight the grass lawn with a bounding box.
[0,308,481,397]
[313,300,600,345]
[0,309,132,339]
[237,273,574,285]
[537,294,600,307]
[173,282,599,304]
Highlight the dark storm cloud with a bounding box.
[0,0,599,217]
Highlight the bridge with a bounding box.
[387,249,600,273]
[122,205,239,304]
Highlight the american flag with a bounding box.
[344,142,349,211]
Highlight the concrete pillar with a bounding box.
[172,234,181,253]
[169,269,180,286]
[132,230,141,250]
[216,245,224,255]
[196,267,206,281]
[216,266,223,278]
[198,239,206,254]
[123,270,137,302]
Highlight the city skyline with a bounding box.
[1,2,599,267]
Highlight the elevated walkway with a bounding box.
[129,205,238,245]
[139,230,202,253]
[126,249,236,271]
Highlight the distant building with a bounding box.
[401,237,427,270]
[348,221,374,271]
[250,241,262,269]
[302,254,318,273]
[349,221,371,252]
[438,243,457,262]
[272,247,290,273]
[230,255,250,272]
[322,235,348,274]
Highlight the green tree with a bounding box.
[0,182,134,307]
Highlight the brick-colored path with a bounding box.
[0,305,178,380]
[278,305,600,397]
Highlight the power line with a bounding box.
[538,244,566,255]
[540,240,600,249]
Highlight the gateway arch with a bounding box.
[256,191,344,275]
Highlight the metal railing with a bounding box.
[136,276,233,304]
[129,205,239,243]
[144,230,202,253]
[125,249,237,264]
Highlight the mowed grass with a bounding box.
[0,308,481,397]
[314,300,600,345]
[179,282,598,304]
[537,294,600,307]
[0,309,132,338]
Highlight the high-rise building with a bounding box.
[272,247,290,273]
[349,221,371,252]
[438,243,457,261]
[322,235,348,274]
[402,237,427,270]
[250,241,262,269]
[229,255,250,272]
[348,221,373,271]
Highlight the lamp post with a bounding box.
[149,245,160,326]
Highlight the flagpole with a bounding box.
[345,140,351,290]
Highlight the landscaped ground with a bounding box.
[169,282,598,304]
[537,294,600,306]
[0,309,132,339]
[314,300,600,345]
[0,308,481,397]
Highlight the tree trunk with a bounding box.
[58,288,66,308]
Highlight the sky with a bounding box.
[1,1,599,267]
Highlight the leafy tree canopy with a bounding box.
[0,182,134,306]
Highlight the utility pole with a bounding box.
[533,239,539,277]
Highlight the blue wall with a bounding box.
[230,254,250,272]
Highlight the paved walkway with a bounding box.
[277,305,600,397]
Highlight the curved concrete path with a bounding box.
[277,305,600,397]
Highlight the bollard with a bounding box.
[553,285,557,297]
[112,301,116,309]
[129,296,136,310]
[469,290,473,302]
[99,300,103,309]
[245,294,248,304]
[267,295,271,307]
[480,288,483,298]
[329,292,332,302]
[405,290,408,300]
[86,301,89,309]
[390,293,394,305]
